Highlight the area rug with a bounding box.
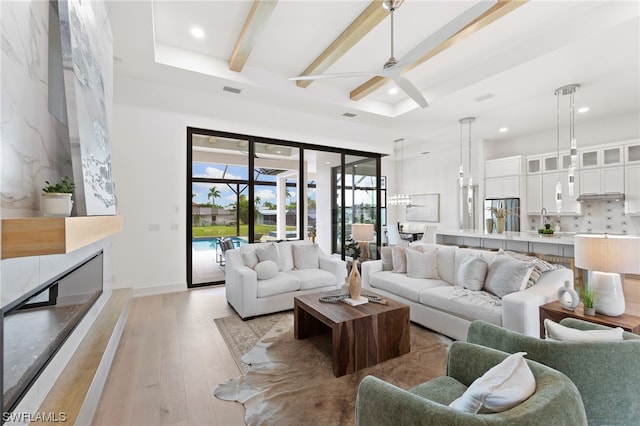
[214,313,452,426]
[214,312,289,374]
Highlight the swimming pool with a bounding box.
[191,237,246,252]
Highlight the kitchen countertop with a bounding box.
[436,229,576,245]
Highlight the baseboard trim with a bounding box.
[131,282,186,298]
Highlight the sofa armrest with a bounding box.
[225,249,259,318]
[361,259,383,290]
[318,256,346,286]
[501,267,572,337]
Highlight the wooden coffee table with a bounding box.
[294,290,410,377]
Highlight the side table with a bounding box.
[539,301,640,338]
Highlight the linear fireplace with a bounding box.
[2,251,104,415]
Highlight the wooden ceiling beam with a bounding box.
[350,0,528,101]
[229,0,278,72]
[295,0,389,88]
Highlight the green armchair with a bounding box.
[355,341,587,426]
[467,319,640,426]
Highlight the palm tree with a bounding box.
[208,186,221,207]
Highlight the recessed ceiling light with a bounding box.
[388,87,398,95]
[578,107,589,113]
[325,161,331,165]
[190,27,205,39]
[499,127,508,133]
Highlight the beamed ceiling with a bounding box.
[109,0,640,152]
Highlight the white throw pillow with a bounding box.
[380,246,393,271]
[391,245,422,274]
[544,319,624,342]
[254,260,279,280]
[483,254,535,298]
[242,251,259,269]
[457,255,488,291]
[406,248,439,279]
[449,352,535,413]
[256,243,281,269]
[292,244,319,269]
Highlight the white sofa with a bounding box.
[225,240,347,319]
[361,243,572,340]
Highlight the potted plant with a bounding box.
[42,176,75,217]
[580,284,596,316]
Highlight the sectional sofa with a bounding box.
[361,243,572,340]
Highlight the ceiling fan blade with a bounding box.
[395,0,497,69]
[394,76,428,108]
[289,72,379,81]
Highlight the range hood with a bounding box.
[577,193,625,202]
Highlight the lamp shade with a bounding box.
[574,234,640,274]
[352,223,374,242]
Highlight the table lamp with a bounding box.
[352,223,374,262]
[574,234,640,316]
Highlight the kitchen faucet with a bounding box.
[540,207,547,228]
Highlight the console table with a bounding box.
[539,300,640,338]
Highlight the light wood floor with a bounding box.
[92,286,245,425]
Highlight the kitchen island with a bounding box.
[435,229,575,257]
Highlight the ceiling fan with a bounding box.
[289,0,497,108]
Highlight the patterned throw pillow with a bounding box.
[505,251,561,288]
[484,254,535,298]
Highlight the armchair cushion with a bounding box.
[544,318,624,342]
[449,352,535,413]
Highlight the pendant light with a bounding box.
[459,117,475,216]
[554,84,580,204]
[554,90,562,213]
[389,138,411,205]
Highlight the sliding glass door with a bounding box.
[187,127,382,287]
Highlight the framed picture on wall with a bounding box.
[406,193,439,222]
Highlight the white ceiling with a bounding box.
[109,0,640,152]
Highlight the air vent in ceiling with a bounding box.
[223,86,242,94]
[473,93,494,102]
[342,112,357,118]
[394,138,405,142]
[421,151,430,155]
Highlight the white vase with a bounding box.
[42,193,73,217]
[557,280,579,311]
[592,271,626,316]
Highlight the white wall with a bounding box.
[112,75,392,292]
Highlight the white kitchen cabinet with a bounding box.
[625,143,640,164]
[486,176,520,198]
[527,157,541,174]
[580,167,624,194]
[625,165,640,214]
[485,156,523,178]
[526,175,542,214]
[580,146,623,169]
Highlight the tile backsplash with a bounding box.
[527,200,639,235]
